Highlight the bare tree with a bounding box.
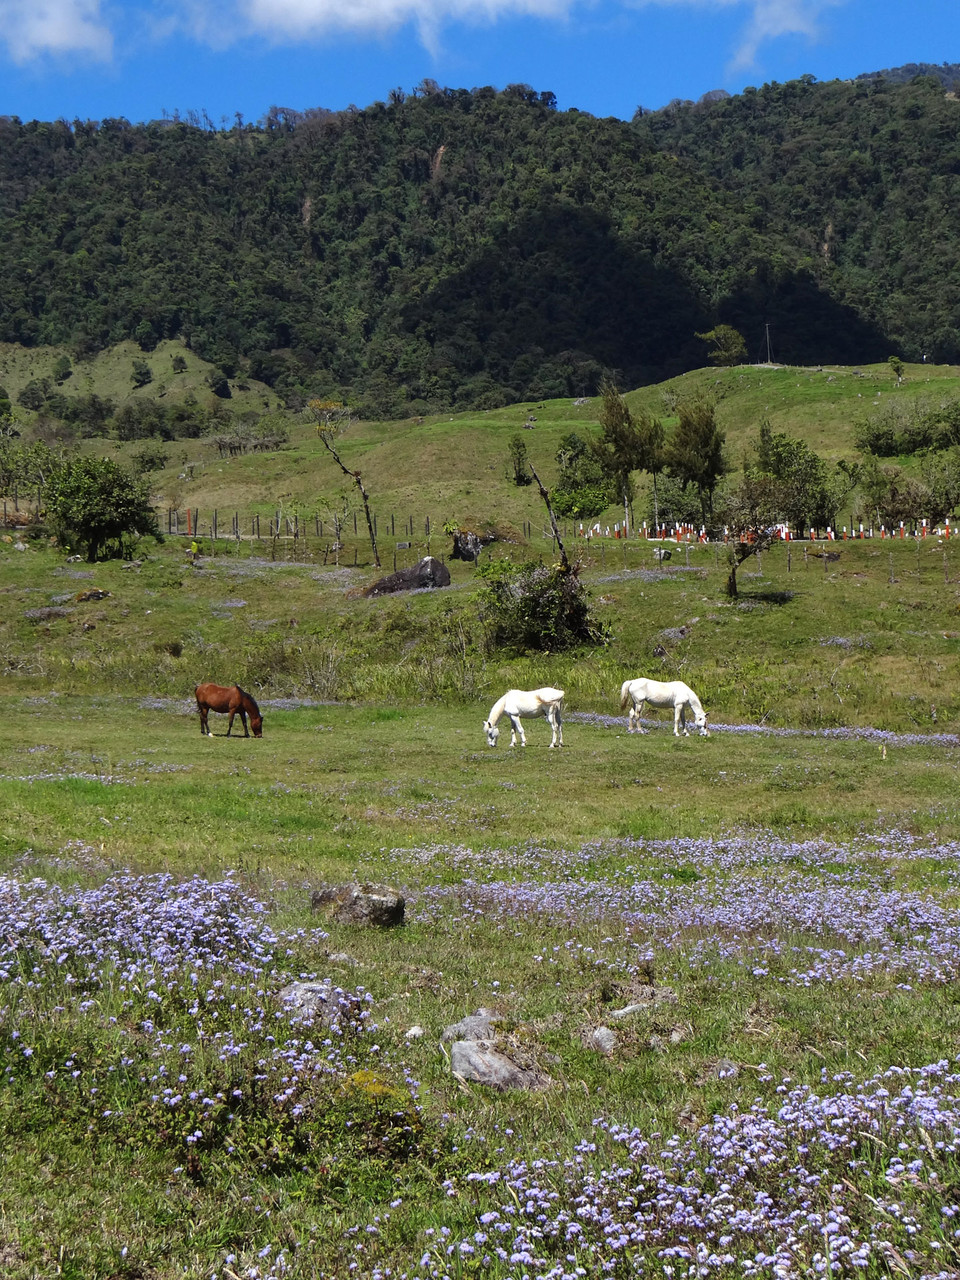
[527,462,570,573]
[306,400,381,569]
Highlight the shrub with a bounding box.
[475,557,606,652]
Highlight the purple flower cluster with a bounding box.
[0,872,393,1172]
[416,1060,960,1278]
[401,830,960,988]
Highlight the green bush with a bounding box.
[476,557,606,652]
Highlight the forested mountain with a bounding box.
[1,72,958,417]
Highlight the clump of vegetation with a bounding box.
[45,455,162,561]
[551,432,616,519]
[507,433,533,486]
[475,557,606,652]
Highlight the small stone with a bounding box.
[441,1008,498,1043]
[449,1040,539,1090]
[584,1026,617,1055]
[406,1025,425,1040]
[608,1003,646,1020]
[311,882,405,928]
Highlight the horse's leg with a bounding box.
[634,700,646,733]
[226,709,235,736]
[674,704,686,736]
[510,713,525,747]
[552,706,563,748]
[199,706,208,736]
[239,709,249,737]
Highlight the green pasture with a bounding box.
[5,341,959,536]
[4,533,960,735]
[6,462,960,1275]
[136,358,960,526]
[3,690,960,1277]
[4,695,960,878]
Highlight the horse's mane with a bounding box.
[485,692,508,726]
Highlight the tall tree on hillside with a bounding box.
[634,406,667,532]
[696,325,747,367]
[307,399,381,569]
[756,420,855,533]
[591,379,643,533]
[666,397,726,523]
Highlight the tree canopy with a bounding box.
[45,455,162,561]
[0,74,958,415]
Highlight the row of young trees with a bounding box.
[512,383,824,533]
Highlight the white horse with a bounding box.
[619,677,709,737]
[484,688,565,748]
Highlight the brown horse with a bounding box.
[195,683,263,738]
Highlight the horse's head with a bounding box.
[483,719,499,748]
[251,714,263,738]
[695,710,709,736]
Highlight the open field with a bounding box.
[3,521,960,1276]
[6,371,960,1277]
[3,692,960,1277]
[4,534,960,734]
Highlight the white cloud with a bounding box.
[729,0,827,71]
[0,0,112,61]
[238,0,572,42]
[0,0,838,67]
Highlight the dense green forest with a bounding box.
[1,71,958,417]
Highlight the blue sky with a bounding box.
[0,0,957,126]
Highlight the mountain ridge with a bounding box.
[1,69,957,415]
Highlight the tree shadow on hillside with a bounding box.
[725,268,891,365]
[402,197,900,395]
[401,199,712,394]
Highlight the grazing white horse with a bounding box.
[619,677,708,737]
[484,688,565,748]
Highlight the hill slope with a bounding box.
[1,75,959,414]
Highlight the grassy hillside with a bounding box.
[0,338,279,419]
[93,357,959,531]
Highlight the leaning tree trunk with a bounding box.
[528,464,570,574]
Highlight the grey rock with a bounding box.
[449,1040,538,1090]
[311,882,405,928]
[441,1008,498,1043]
[277,980,338,1023]
[327,951,359,966]
[584,1026,617,1055]
[405,1025,425,1040]
[450,530,497,562]
[364,556,451,597]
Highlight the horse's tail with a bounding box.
[619,680,633,711]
